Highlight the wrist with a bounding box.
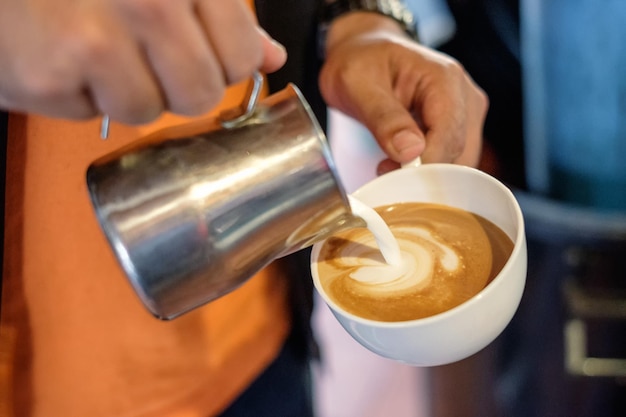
[323,12,407,56]
[318,0,419,58]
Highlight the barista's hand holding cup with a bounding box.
[310,160,527,366]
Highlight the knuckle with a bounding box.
[66,26,114,68]
[446,134,466,158]
[114,87,165,123]
[225,62,258,85]
[16,67,69,103]
[224,46,264,84]
[432,126,466,163]
[442,54,463,71]
[107,100,163,125]
[97,87,164,125]
[441,57,467,83]
[321,60,358,94]
[172,81,225,117]
[119,0,172,27]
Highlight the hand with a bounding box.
[0,0,287,124]
[319,12,488,172]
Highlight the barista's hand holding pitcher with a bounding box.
[0,0,287,123]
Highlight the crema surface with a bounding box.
[316,202,514,322]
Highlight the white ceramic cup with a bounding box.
[310,163,527,366]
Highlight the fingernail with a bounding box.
[271,38,287,53]
[273,40,287,60]
[257,27,287,66]
[392,131,424,162]
[258,27,286,52]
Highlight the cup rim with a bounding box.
[311,163,526,328]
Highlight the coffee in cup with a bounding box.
[316,201,515,322]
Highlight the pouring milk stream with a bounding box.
[344,157,433,287]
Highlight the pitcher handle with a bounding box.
[219,71,264,129]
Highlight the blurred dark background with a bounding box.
[424,1,626,416]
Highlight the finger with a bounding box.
[120,1,226,117]
[86,54,164,124]
[418,94,467,164]
[376,158,401,176]
[196,0,269,84]
[257,27,287,74]
[74,16,165,124]
[0,18,100,120]
[353,86,426,164]
[452,88,488,167]
[0,62,97,119]
[415,67,473,165]
[0,87,98,120]
[419,77,488,167]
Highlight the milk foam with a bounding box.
[347,196,462,290]
[331,223,461,292]
[348,196,401,266]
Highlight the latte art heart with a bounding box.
[316,202,515,322]
[340,226,462,296]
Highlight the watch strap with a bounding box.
[320,0,419,41]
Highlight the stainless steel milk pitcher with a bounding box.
[87,74,357,320]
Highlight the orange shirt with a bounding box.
[0,76,291,416]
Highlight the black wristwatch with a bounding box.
[318,0,419,56]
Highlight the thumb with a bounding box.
[358,93,426,164]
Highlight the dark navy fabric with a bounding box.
[219,341,314,417]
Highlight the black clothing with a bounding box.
[440,0,526,189]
